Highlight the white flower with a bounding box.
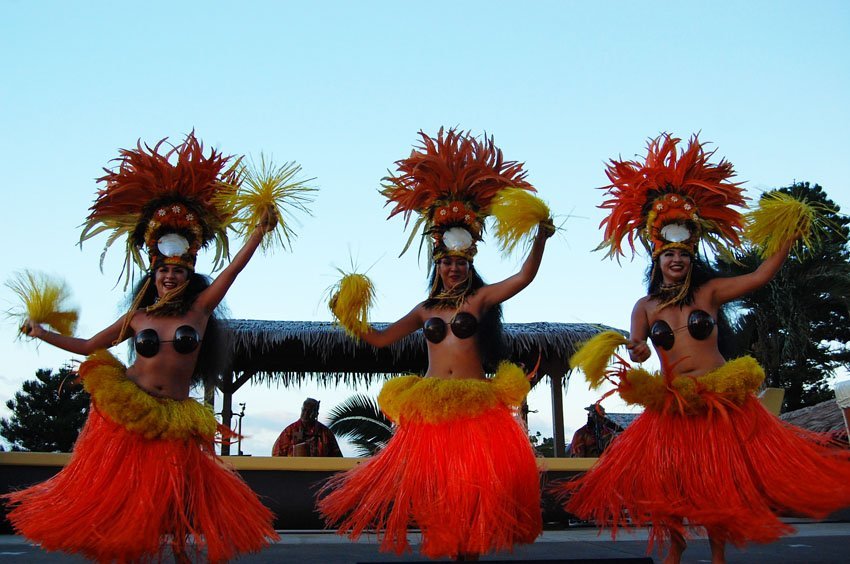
[440,209,447,216]
[157,209,167,217]
[171,205,182,213]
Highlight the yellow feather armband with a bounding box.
[80,350,217,441]
[378,362,530,424]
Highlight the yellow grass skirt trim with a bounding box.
[621,356,765,414]
[80,350,217,441]
[378,361,529,424]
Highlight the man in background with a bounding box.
[272,398,342,457]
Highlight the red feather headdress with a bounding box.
[381,128,534,261]
[80,133,241,282]
[598,133,746,260]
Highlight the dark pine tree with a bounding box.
[1,365,90,452]
[718,183,850,411]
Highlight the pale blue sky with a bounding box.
[2,1,848,454]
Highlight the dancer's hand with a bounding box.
[22,319,46,339]
[258,206,279,234]
[626,339,650,363]
[538,218,556,239]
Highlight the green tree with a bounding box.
[0,366,90,452]
[530,431,555,457]
[326,394,393,456]
[718,183,850,411]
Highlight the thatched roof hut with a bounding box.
[781,399,846,434]
[214,319,622,456]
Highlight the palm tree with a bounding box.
[327,394,394,456]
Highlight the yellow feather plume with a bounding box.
[490,188,551,255]
[225,155,317,252]
[5,271,79,337]
[569,330,628,389]
[744,191,818,258]
[328,271,375,340]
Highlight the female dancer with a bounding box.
[5,133,312,562]
[564,133,850,564]
[320,128,553,560]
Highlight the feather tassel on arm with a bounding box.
[744,190,830,258]
[328,271,376,340]
[490,188,552,255]
[225,155,318,253]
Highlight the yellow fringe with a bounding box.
[621,356,765,413]
[378,362,530,424]
[744,191,815,258]
[490,188,551,255]
[328,271,375,339]
[223,155,317,253]
[80,350,217,441]
[569,331,628,389]
[5,271,79,337]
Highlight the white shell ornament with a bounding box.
[442,227,473,251]
[660,223,691,243]
[157,233,190,257]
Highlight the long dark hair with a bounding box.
[423,264,506,371]
[126,272,230,388]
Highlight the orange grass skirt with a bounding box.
[3,350,277,562]
[319,362,542,559]
[561,359,850,550]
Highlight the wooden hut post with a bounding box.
[219,372,234,456]
[545,358,569,457]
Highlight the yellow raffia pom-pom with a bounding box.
[569,331,628,389]
[377,363,529,424]
[490,188,551,255]
[5,271,79,337]
[328,271,375,339]
[224,155,317,252]
[81,350,217,440]
[744,191,817,258]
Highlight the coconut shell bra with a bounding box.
[423,312,479,343]
[134,326,201,357]
[649,310,715,351]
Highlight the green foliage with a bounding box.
[0,366,89,452]
[530,431,555,457]
[718,183,850,411]
[326,394,393,457]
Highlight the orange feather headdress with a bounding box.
[598,133,746,260]
[381,128,535,262]
[80,133,240,283]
